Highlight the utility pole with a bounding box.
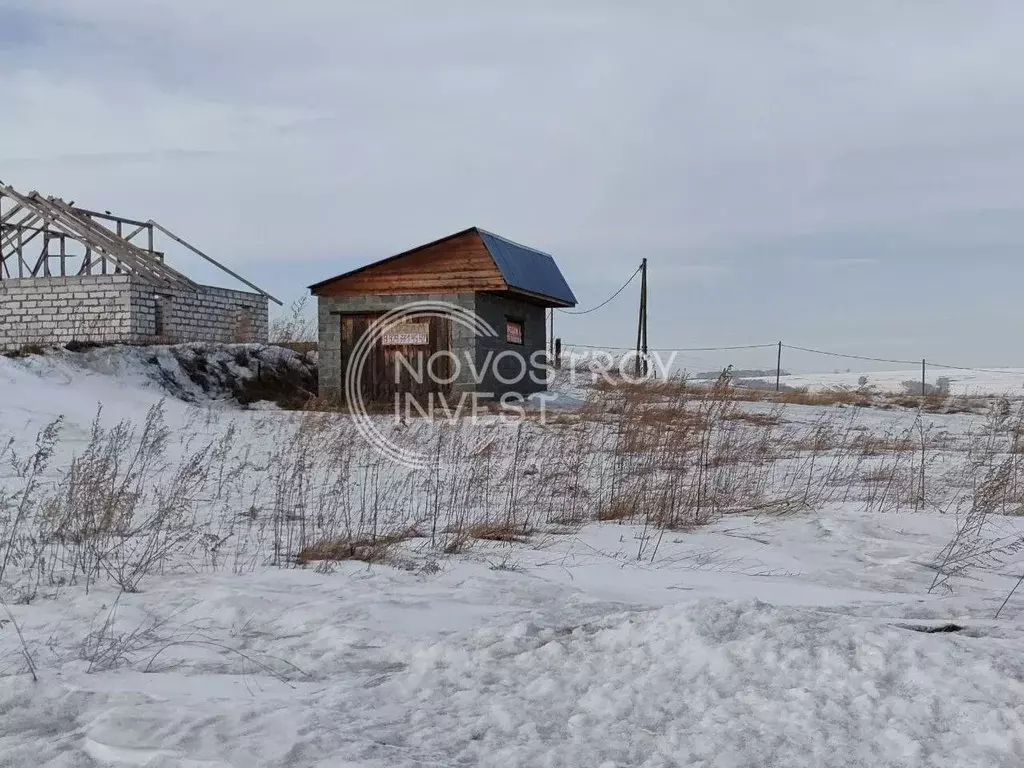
[641,258,648,376]
[635,258,648,377]
[776,342,782,392]
[549,309,554,359]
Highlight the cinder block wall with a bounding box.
[130,282,269,343]
[472,293,548,397]
[0,275,133,349]
[0,275,268,351]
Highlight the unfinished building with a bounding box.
[0,182,280,351]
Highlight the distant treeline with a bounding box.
[690,368,789,380]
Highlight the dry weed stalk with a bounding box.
[2,374,1022,616]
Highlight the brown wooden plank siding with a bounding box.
[314,231,506,297]
[340,312,452,402]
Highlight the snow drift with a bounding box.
[2,342,317,409]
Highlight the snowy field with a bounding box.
[745,367,1024,396]
[1,347,1023,767]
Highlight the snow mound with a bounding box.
[0,343,317,409]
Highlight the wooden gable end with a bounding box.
[314,230,508,297]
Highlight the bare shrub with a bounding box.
[0,416,64,602]
[269,295,317,344]
[79,597,304,682]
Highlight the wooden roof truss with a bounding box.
[0,182,281,304]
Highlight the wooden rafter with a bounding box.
[0,182,279,303]
[0,184,195,288]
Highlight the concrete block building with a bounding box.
[310,227,577,402]
[0,183,279,351]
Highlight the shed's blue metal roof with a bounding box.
[477,229,577,307]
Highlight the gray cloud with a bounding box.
[2,1,1024,368]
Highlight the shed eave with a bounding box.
[496,286,577,309]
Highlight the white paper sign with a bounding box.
[382,323,429,346]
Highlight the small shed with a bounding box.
[309,227,577,402]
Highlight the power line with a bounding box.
[908,361,1022,376]
[781,344,920,367]
[557,265,642,315]
[561,339,1024,377]
[778,344,1019,376]
[564,342,777,353]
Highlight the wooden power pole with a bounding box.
[635,258,648,377]
[641,259,648,376]
[549,309,554,358]
[776,342,782,392]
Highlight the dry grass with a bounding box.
[463,522,534,543]
[3,367,1024,611]
[776,387,874,408]
[892,394,935,410]
[441,521,536,553]
[295,529,417,565]
[720,410,783,427]
[6,363,1024,682]
[850,434,916,455]
[661,377,1012,415]
[597,500,637,522]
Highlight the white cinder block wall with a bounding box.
[0,275,133,349]
[0,275,268,351]
[129,282,269,343]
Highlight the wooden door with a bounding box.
[340,313,451,403]
[340,314,385,401]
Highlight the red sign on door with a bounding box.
[506,321,524,345]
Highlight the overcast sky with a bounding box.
[3,1,1024,373]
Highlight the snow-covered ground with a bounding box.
[1,348,1023,767]
[4,512,1023,767]
[745,367,1024,396]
